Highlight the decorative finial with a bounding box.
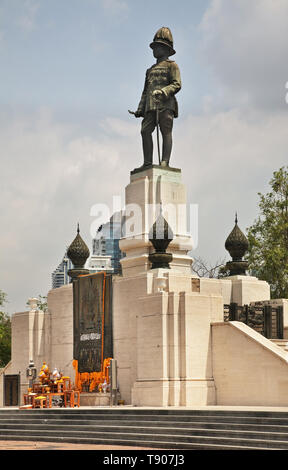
[224,213,249,276]
[148,211,173,269]
[67,224,90,281]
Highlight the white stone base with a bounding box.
[114,265,223,407]
[80,392,110,406]
[227,275,270,305]
[131,378,216,407]
[180,379,216,406]
[119,166,194,278]
[199,275,271,306]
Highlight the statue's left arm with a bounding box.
[161,62,181,99]
[135,70,149,117]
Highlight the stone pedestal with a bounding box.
[130,288,223,406]
[80,392,109,406]
[113,165,224,406]
[113,267,223,406]
[119,166,193,277]
[199,275,271,306]
[226,275,270,305]
[80,392,122,406]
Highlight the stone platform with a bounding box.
[80,392,110,407]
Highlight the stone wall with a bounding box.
[200,275,270,305]
[47,284,74,378]
[212,321,288,406]
[0,285,74,406]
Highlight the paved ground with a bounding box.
[0,440,162,450]
[4,404,288,411]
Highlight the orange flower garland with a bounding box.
[72,358,112,393]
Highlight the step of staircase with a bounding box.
[1,408,288,450]
[270,339,288,351]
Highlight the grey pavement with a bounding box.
[0,440,161,450]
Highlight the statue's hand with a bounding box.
[128,110,142,118]
[152,90,163,102]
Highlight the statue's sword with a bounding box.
[155,102,161,165]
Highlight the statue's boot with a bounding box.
[160,134,172,167]
[142,133,153,166]
[133,135,153,172]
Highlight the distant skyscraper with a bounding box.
[53,213,124,285]
[89,212,124,274]
[51,250,73,289]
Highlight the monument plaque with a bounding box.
[73,272,113,373]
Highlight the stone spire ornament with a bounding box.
[148,204,173,269]
[224,213,249,276]
[67,223,90,281]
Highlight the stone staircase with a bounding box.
[1,408,288,449]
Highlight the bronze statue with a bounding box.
[129,27,181,168]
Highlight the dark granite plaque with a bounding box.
[73,273,113,373]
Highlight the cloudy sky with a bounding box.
[1,0,288,314]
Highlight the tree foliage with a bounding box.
[37,295,48,311]
[0,290,11,368]
[26,294,48,312]
[246,166,288,298]
[192,256,226,278]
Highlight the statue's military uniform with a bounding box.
[135,27,181,167]
[136,59,181,117]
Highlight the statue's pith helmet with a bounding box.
[150,27,176,56]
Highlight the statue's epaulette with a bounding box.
[147,59,175,71]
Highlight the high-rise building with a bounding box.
[52,213,124,285]
[89,212,124,274]
[51,250,73,289]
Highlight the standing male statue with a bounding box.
[129,27,181,169]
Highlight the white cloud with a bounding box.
[17,0,40,32]
[0,107,142,314]
[175,107,288,261]
[1,1,288,317]
[199,0,288,110]
[1,106,287,315]
[100,116,138,137]
[100,0,129,17]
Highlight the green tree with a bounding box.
[246,166,288,298]
[0,290,11,367]
[26,295,47,311]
